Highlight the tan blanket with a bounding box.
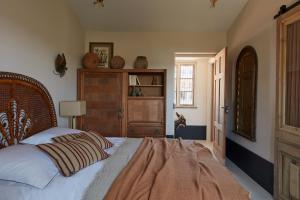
[104,138,250,200]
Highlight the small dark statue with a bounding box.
[54,53,67,77]
[174,112,186,131]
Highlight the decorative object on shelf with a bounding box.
[54,53,67,77]
[89,42,114,68]
[82,52,100,69]
[210,0,218,7]
[151,76,158,85]
[110,56,125,69]
[93,0,104,7]
[134,56,148,69]
[60,101,86,129]
[130,86,143,96]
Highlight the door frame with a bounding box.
[210,47,230,164]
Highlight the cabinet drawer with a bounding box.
[127,99,164,124]
[127,126,164,138]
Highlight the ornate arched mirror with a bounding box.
[234,46,258,141]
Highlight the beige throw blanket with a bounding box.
[104,138,250,200]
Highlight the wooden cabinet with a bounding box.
[127,98,164,124]
[127,125,164,138]
[77,69,166,138]
[275,6,300,200]
[77,70,126,137]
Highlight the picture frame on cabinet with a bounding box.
[89,42,114,68]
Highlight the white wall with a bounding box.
[227,0,296,162]
[0,0,84,127]
[85,31,226,135]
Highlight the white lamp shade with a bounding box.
[60,101,86,117]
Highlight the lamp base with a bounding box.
[69,116,77,129]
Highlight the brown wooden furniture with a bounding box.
[77,69,166,138]
[234,46,258,141]
[275,6,300,200]
[0,72,57,149]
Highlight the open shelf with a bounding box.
[128,71,165,97]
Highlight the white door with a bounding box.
[212,48,228,164]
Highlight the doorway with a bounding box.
[173,53,215,141]
[173,48,228,163]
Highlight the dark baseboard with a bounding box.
[175,126,206,140]
[166,135,174,138]
[226,138,274,195]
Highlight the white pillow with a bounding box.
[21,127,81,145]
[0,144,58,189]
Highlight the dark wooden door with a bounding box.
[78,71,125,137]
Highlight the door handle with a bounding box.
[117,108,124,120]
[221,106,230,113]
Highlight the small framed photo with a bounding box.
[89,42,114,68]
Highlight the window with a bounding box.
[174,63,195,107]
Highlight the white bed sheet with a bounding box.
[0,137,126,200]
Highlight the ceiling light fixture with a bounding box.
[94,0,104,8]
[210,0,218,7]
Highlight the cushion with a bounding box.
[52,131,113,149]
[0,144,58,189]
[21,127,81,145]
[37,138,109,177]
[51,133,81,143]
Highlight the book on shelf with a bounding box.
[129,75,140,86]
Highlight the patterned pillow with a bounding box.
[52,133,81,143]
[37,138,109,177]
[52,131,113,149]
[83,131,113,149]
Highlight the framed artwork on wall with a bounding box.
[89,42,114,68]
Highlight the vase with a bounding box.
[134,56,148,69]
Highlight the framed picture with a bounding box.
[89,42,114,68]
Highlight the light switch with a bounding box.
[290,163,300,199]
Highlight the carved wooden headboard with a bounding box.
[0,72,57,148]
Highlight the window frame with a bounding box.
[174,61,196,108]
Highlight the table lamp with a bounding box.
[60,101,86,129]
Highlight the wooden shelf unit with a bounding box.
[77,68,166,138]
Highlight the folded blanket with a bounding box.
[105,138,250,200]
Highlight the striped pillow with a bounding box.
[37,138,109,177]
[52,133,81,142]
[52,131,113,149]
[83,131,113,149]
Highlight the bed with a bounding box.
[0,72,250,200]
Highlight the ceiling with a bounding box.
[68,0,248,32]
